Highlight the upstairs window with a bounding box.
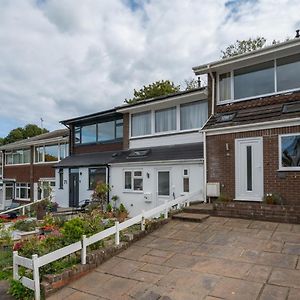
[155,107,176,133]
[277,53,300,92]
[35,143,68,163]
[234,61,274,100]
[131,112,151,136]
[81,124,97,144]
[5,149,30,165]
[180,101,208,130]
[219,72,231,102]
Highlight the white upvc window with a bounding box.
[130,100,208,138]
[217,53,300,104]
[124,170,143,191]
[183,168,190,193]
[5,149,30,165]
[278,133,300,171]
[34,143,68,163]
[15,183,31,200]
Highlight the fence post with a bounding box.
[81,235,87,265]
[115,221,120,245]
[32,254,40,300]
[141,211,145,231]
[164,200,168,219]
[13,251,19,280]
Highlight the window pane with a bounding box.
[115,119,123,139]
[6,186,13,200]
[59,169,64,189]
[98,121,115,142]
[75,127,81,144]
[132,112,151,136]
[246,146,252,191]
[13,150,22,164]
[6,153,12,165]
[81,124,97,144]
[277,54,300,91]
[89,168,106,190]
[158,171,170,196]
[23,149,30,163]
[125,171,132,189]
[60,143,68,160]
[281,135,300,168]
[155,107,176,133]
[234,61,274,99]
[134,171,142,176]
[219,72,231,101]
[45,145,58,162]
[180,101,208,130]
[183,177,189,193]
[133,178,143,191]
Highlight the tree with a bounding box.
[125,80,180,104]
[1,124,48,145]
[184,78,200,91]
[221,37,266,59]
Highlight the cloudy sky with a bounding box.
[0,0,299,136]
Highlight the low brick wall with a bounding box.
[212,202,300,224]
[41,218,168,298]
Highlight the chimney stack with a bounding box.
[295,29,300,38]
[197,77,201,88]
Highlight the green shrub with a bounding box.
[263,193,283,205]
[61,218,86,244]
[106,203,112,212]
[119,203,127,213]
[9,279,34,300]
[13,220,38,232]
[216,193,232,202]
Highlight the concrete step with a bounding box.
[172,212,210,223]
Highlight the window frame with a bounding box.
[123,169,144,193]
[157,170,171,197]
[217,55,300,105]
[278,133,300,171]
[183,168,190,193]
[34,143,68,164]
[59,168,64,189]
[5,149,31,166]
[88,167,107,190]
[130,100,208,138]
[15,182,31,201]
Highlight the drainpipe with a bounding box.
[207,65,215,116]
[203,131,207,203]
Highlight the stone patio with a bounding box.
[48,217,300,299]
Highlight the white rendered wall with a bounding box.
[130,131,203,149]
[110,161,204,217]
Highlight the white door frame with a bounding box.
[235,137,264,201]
[155,168,172,207]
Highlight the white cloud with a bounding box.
[0,0,299,135]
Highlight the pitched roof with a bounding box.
[55,142,203,168]
[0,129,69,151]
[203,99,300,131]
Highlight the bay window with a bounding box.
[180,101,208,130]
[155,107,176,133]
[131,112,151,137]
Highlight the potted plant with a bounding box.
[34,199,50,220]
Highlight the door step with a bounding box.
[172,212,210,223]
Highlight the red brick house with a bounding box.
[193,37,300,205]
[0,129,69,209]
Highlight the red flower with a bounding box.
[13,242,23,251]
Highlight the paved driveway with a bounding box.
[49,217,300,300]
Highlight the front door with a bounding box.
[156,170,171,206]
[235,138,263,201]
[69,168,79,207]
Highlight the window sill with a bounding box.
[123,190,144,194]
[277,168,300,172]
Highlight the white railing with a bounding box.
[0,199,44,216]
[13,190,201,300]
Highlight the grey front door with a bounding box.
[69,168,79,207]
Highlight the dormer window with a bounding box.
[217,54,300,104]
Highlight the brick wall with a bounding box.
[207,125,300,205]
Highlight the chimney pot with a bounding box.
[295,29,300,38]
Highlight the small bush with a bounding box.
[263,193,283,205]
[13,220,38,232]
[216,193,232,202]
[9,279,34,300]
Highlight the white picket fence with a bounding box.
[0,199,44,216]
[13,191,201,300]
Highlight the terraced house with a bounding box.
[0,129,69,209]
[55,87,208,216]
[193,37,300,205]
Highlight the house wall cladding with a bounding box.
[207,125,300,205]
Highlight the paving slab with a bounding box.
[48,218,300,300]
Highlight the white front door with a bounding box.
[156,169,171,207]
[235,138,263,201]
